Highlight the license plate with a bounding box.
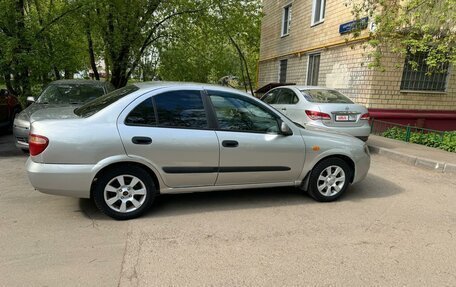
[335,114,357,121]
[336,115,349,121]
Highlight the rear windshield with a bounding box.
[36,83,105,104]
[74,85,139,117]
[300,89,353,104]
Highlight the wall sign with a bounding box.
[339,17,369,34]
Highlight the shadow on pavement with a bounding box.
[79,173,403,220]
[0,132,26,158]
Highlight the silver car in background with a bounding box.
[261,86,371,141]
[26,82,370,220]
[13,79,114,151]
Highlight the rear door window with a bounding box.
[125,98,156,126]
[276,89,299,104]
[154,90,208,129]
[261,89,281,104]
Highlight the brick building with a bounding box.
[257,0,456,130]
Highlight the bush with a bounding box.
[382,127,456,153]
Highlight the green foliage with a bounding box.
[0,0,262,97]
[347,0,456,73]
[155,0,262,89]
[382,127,456,152]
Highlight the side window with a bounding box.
[262,89,280,104]
[125,97,156,126]
[277,89,299,104]
[154,90,208,129]
[208,91,279,134]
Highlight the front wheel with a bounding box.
[93,165,156,220]
[307,158,352,202]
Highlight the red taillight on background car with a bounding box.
[29,134,49,156]
[360,113,370,120]
[305,110,331,120]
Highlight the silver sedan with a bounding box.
[261,86,371,141]
[26,82,370,220]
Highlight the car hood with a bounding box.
[300,124,363,145]
[29,106,80,123]
[15,103,80,122]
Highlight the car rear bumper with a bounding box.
[26,158,94,198]
[13,125,29,150]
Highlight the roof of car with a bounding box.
[132,81,249,94]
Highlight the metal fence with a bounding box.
[370,119,447,143]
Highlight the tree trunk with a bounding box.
[229,36,254,96]
[86,23,100,80]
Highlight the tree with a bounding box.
[0,0,88,100]
[91,0,206,88]
[156,0,262,92]
[348,0,455,72]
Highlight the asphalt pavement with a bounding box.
[1,133,455,286]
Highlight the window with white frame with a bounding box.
[311,0,326,26]
[307,53,320,86]
[281,4,292,36]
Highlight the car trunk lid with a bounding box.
[318,104,367,127]
[29,107,80,123]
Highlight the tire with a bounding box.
[307,158,352,202]
[93,165,157,220]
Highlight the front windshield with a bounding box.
[74,85,140,118]
[36,83,105,104]
[300,89,354,104]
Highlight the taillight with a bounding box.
[305,110,331,120]
[29,134,49,156]
[360,113,370,120]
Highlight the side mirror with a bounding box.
[26,96,35,106]
[280,121,293,136]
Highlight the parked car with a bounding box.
[13,80,115,151]
[0,89,22,133]
[261,86,371,141]
[26,82,370,220]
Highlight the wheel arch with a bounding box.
[300,154,355,191]
[90,161,161,199]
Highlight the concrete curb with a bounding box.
[368,145,456,174]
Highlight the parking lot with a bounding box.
[0,133,455,286]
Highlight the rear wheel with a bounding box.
[93,165,156,220]
[307,158,352,202]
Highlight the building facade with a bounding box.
[258,0,456,130]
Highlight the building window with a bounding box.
[279,59,288,83]
[281,4,292,36]
[400,52,449,92]
[311,0,326,26]
[307,53,320,86]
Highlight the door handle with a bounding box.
[222,140,239,148]
[132,136,152,145]
[281,108,287,111]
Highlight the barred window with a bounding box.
[400,52,449,92]
[279,59,288,83]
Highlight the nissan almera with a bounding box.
[26,82,370,220]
